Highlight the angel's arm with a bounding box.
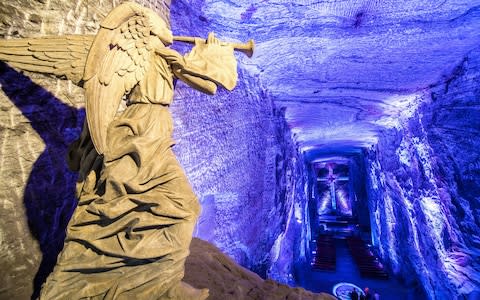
[174,68,217,95]
[156,47,217,94]
[156,33,237,93]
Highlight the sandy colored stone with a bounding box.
[185,238,336,300]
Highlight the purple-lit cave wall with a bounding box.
[170,0,310,283]
[365,47,480,299]
[171,70,306,277]
[264,110,309,285]
[350,155,370,230]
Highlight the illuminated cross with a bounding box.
[317,163,349,212]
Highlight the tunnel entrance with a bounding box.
[298,157,412,299]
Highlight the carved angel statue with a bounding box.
[0,2,253,299]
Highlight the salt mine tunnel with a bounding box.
[0,0,479,299]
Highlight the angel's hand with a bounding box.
[194,32,234,57]
[206,32,220,45]
[156,48,186,67]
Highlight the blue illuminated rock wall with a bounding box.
[365,47,480,299]
[170,0,309,281]
[350,155,370,229]
[263,109,309,285]
[171,76,308,280]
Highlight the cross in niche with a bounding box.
[317,163,349,212]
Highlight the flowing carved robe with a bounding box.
[39,43,236,299]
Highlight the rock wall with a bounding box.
[171,68,306,278]
[365,47,480,299]
[171,0,310,283]
[264,109,309,285]
[350,155,370,229]
[184,238,335,300]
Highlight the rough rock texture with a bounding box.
[171,0,312,284]
[365,47,480,299]
[171,69,310,281]
[184,238,335,300]
[0,61,84,300]
[191,1,480,298]
[192,0,480,153]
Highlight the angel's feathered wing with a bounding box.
[83,2,169,155]
[0,2,172,155]
[0,35,94,85]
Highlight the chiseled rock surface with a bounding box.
[194,0,480,152]
[185,238,335,300]
[171,69,310,281]
[0,61,84,300]
[365,47,480,299]
[171,1,311,284]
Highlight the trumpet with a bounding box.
[173,36,255,58]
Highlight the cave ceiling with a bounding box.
[195,0,480,160]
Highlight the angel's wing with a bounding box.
[83,2,169,155]
[0,35,94,85]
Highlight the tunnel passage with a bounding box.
[297,151,418,299]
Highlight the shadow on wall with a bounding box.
[0,62,84,299]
